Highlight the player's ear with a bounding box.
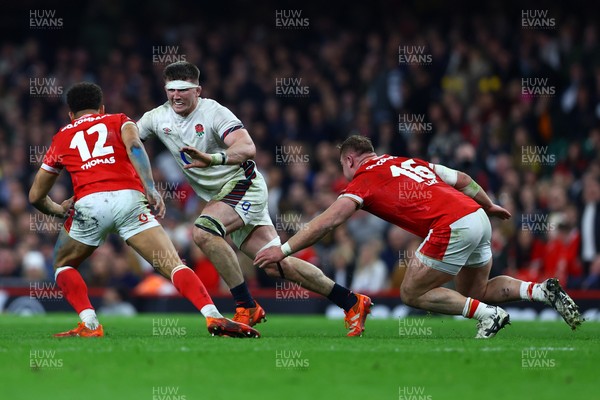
[348,154,355,168]
[196,85,202,97]
[68,111,74,122]
[99,105,105,115]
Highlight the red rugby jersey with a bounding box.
[340,155,481,238]
[42,113,144,200]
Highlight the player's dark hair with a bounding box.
[163,61,200,83]
[338,135,375,156]
[66,82,103,114]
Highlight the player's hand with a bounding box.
[485,204,511,220]
[59,196,74,217]
[254,246,286,269]
[180,146,212,169]
[146,188,166,218]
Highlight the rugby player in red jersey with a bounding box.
[29,82,259,338]
[256,135,583,338]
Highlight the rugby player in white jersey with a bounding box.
[137,62,371,336]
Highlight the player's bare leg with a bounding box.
[126,226,186,277]
[455,260,519,302]
[190,200,265,326]
[127,226,260,338]
[192,201,246,288]
[242,224,372,336]
[52,228,103,337]
[401,258,509,338]
[401,261,465,314]
[456,260,583,329]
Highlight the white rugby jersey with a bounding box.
[138,98,258,201]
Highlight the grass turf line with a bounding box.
[0,314,597,400]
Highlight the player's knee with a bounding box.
[192,215,226,246]
[191,227,213,249]
[400,281,421,308]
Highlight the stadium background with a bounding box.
[1,0,600,317]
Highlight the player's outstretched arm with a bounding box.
[432,163,511,220]
[29,169,73,217]
[455,171,511,219]
[254,197,358,268]
[121,122,165,218]
[180,128,255,169]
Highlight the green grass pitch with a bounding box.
[1,314,598,400]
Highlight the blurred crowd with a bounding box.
[1,0,600,301]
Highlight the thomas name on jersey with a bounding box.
[81,156,115,170]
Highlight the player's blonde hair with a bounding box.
[338,135,375,156]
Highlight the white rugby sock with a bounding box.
[520,282,533,300]
[201,304,223,319]
[79,308,99,330]
[462,297,496,320]
[519,281,545,302]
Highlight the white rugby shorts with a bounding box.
[65,189,159,246]
[415,208,492,275]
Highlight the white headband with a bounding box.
[165,80,199,90]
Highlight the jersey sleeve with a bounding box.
[119,113,136,131]
[137,111,155,141]
[117,113,137,147]
[428,162,458,186]
[41,136,63,175]
[338,177,368,209]
[213,104,244,141]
